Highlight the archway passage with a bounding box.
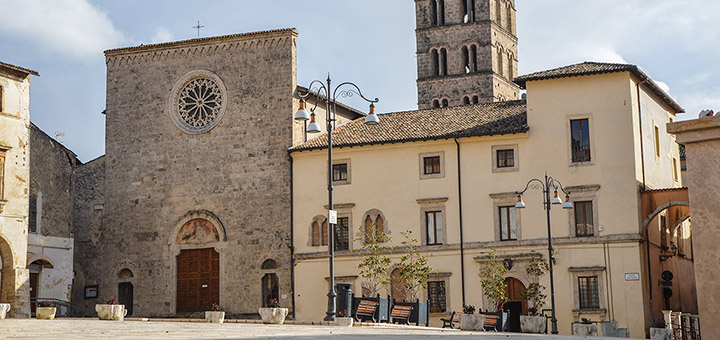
[503,277,527,333]
[176,248,219,313]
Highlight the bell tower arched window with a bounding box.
[431,49,440,76]
[440,48,448,76]
[497,47,504,77]
[462,46,469,73]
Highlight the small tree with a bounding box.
[396,230,435,301]
[520,256,550,315]
[355,224,394,297]
[478,249,508,312]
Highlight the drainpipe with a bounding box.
[289,153,296,319]
[454,138,466,305]
[637,79,654,324]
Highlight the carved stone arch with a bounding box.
[118,268,134,280]
[26,254,55,269]
[641,201,689,235]
[362,209,390,239]
[311,215,328,247]
[261,259,277,270]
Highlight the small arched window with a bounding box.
[506,3,513,30]
[431,49,440,76]
[472,95,479,104]
[496,0,503,24]
[471,45,478,72]
[438,0,445,25]
[497,47,504,77]
[364,215,374,243]
[311,221,320,246]
[442,98,449,107]
[261,259,277,270]
[430,0,437,25]
[363,211,387,243]
[322,219,329,246]
[440,48,448,76]
[462,46,469,73]
[433,99,440,108]
[508,53,514,79]
[463,96,470,105]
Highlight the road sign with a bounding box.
[328,210,337,224]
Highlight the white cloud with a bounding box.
[683,72,711,85]
[151,27,175,44]
[0,0,126,59]
[655,81,671,94]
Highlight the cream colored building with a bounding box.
[0,61,38,318]
[290,62,694,336]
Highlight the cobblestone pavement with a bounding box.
[0,319,642,340]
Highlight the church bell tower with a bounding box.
[415,0,520,109]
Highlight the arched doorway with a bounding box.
[175,217,221,313]
[118,268,134,316]
[261,273,279,307]
[390,268,406,301]
[503,277,527,332]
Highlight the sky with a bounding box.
[1,0,718,162]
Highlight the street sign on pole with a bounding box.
[328,210,337,224]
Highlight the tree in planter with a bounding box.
[478,249,509,312]
[396,230,435,301]
[520,256,550,315]
[354,224,394,297]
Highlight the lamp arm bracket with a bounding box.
[548,177,570,195]
[298,80,328,114]
[332,82,379,104]
[516,178,545,195]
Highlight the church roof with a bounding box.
[514,62,684,113]
[104,28,298,55]
[0,61,39,77]
[290,100,527,152]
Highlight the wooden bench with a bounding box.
[390,305,413,324]
[354,300,378,322]
[483,314,500,331]
[441,311,461,329]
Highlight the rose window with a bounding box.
[169,70,227,134]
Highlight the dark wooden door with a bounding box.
[118,282,134,316]
[504,277,527,332]
[176,248,219,313]
[29,273,38,314]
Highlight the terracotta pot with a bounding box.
[258,307,288,324]
[95,304,127,321]
[205,311,225,323]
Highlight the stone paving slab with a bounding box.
[0,318,643,340]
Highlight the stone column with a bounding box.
[667,116,720,339]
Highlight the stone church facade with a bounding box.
[72,29,302,317]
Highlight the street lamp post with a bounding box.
[295,75,379,321]
[515,173,573,335]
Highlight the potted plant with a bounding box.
[205,303,225,323]
[334,309,354,327]
[96,297,127,321]
[259,298,288,324]
[394,230,434,326]
[36,300,57,320]
[520,256,549,333]
[477,249,508,331]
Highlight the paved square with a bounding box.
[0,319,642,339]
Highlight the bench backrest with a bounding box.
[484,314,499,325]
[391,305,412,318]
[356,300,378,315]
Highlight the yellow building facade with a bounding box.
[290,63,693,336]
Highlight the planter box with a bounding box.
[573,323,598,336]
[650,328,673,340]
[520,315,546,333]
[259,307,288,324]
[334,317,354,327]
[0,304,9,319]
[36,307,56,320]
[205,311,225,323]
[459,313,486,331]
[95,304,127,321]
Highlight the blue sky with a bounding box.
[1,0,718,162]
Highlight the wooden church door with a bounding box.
[176,248,219,313]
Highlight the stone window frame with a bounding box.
[417,197,448,246]
[567,114,596,167]
[489,192,522,242]
[359,209,390,243]
[321,203,354,252]
[419,151,445,179]
[566,185,600,239]
[653,120,661,164]
[309,215,328,247]
[331,158,351,185]
[569,266,607,320]
[426,272,452,314]
[491,144,519,173]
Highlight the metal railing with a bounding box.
[669,311,701,340]
[31,298,77,317]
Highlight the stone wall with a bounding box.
[667,116,720,339]
[73,29,298,317]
